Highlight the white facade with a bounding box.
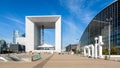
[13,30,26,45]
[13,30,20,44]
[16,37,26,45]
[25,15,61,52]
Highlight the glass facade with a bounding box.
[80,0,120,49]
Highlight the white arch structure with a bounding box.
[25,15,61,52]
[84,36,104,58]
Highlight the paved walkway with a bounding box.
[1,54,120,68]
[42,54,120,68]
[0,53,52,68]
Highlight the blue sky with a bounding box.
[0,0,114,48]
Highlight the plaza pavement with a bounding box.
[0,53,53,68]
[42,54,120,68]
[0,54,120,68]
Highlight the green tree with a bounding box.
[102,45,120,55]
[110,45,120,55]
[103,48,108,55]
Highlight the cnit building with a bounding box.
[80,0,120,49]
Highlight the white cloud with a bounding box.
[59,0,95,24]
[59,0,97,47]
[4,15,25,32]
[60,0,114,48]
[5,16,24,25]
[62,19,84,48]
[80,12,94,24]
[63,19,78,33]
[59,0,82,14]
[0,15,25,43]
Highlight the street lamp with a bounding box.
[76,39,80,51]
[106,17,112,60]
[0,43,2,54]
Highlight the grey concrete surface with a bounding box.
[42,54,120,68]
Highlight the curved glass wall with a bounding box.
[80,0,120,49]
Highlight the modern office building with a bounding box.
[13,30,26,45]
[10,44,25,53]
[66,44,77,52]
[13,30,20,44]
[0,39,8,54]
[80,0,120,49]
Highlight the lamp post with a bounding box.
[0,40,1,54]
[0,44,2,54]
[106,17,112,60]
[76,39,80,53]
